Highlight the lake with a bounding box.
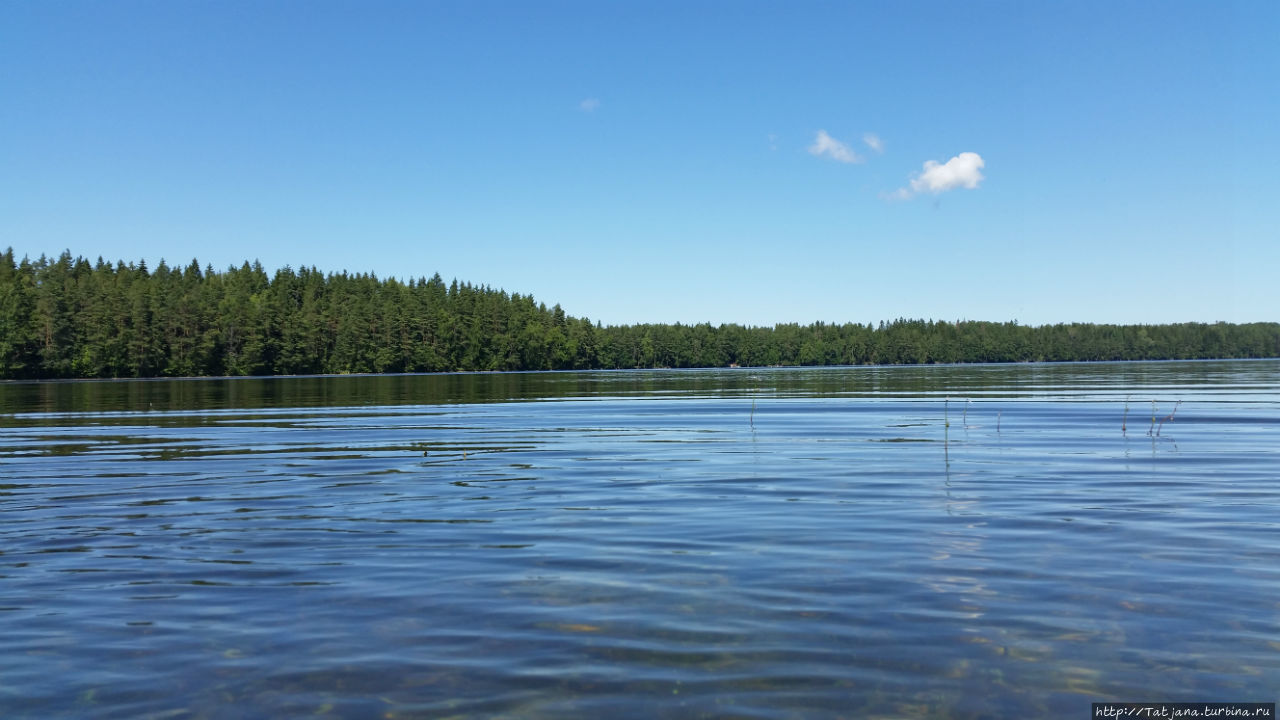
[2,361,1278,718]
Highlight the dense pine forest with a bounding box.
[1,249,1277,379]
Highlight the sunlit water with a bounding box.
[2,361,1278,718]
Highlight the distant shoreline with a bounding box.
[3,249,1277,380]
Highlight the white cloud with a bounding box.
[808,130,862,164]
[863,133,883,153]
[910,152,985,193]
[890,152,985,199]
[579,98,600,112]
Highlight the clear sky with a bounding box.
[2,1,1276,327]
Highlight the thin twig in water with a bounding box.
[997,410,1002,433]
[1122,395,1130,435]
[1156,400,1182,437]
[750,397,756,428]
[1147,399,1157,437]
[944,396,950,429]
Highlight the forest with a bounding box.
[2,249,1278,379]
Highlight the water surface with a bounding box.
[2,361,1278,718]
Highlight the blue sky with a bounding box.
[2,1,1276,327]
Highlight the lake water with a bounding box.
[2,361,1278,718]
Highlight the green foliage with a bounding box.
[1,248,1277,379]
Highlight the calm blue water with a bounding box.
[2,361,1278,718]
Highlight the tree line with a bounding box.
[2,249,1277,379]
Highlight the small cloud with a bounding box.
[768,133,778,151]
[890,152,985,199]
[808,130,862,164]
[579,98,600,112]
[863,133,884,153]
[911,152,985,193]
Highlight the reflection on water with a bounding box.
[1,361,1278,718]
[3,358,1277,415]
